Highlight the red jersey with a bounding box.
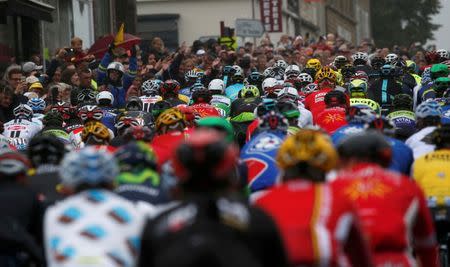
[255,180,368,266]
[245,119,260,142]
[150,129,192,167]
[190,103,220,118]
[304,88,332,122]
[315,107,348,134]
[332,163,438,267]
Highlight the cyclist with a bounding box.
[275,100,301,135]
[331,105,377,145]
[138,129,289,267]
[262,77,283,99]
[406,100,442,159]
[27,134,66,204]
[386,94,416,140]
[160,79,189,106]
[81,121,112,148]
[179,69,203,98]
[3,104,41,150]
[208,78,231,117]
[255,129,373,267]
[140,79,162,112]
[315,90,349,134]
[368,64,403,114]
[246,71,265,93]
[305,66,337,121]
[44,146,145,267]
[348,79,382,114]
[416,63,449,107]
[27,97,46,125]
[41,111,71,146]
[96,90,117,131]
[277,86,313,128]
[333,131,438,267]
[352,51,373,74]
[114,141,168,205]
[190,86,221,118]
[303,58,321,78]
[224,65,246,101]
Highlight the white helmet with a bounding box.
[263,67,276,78]
[274,60,288,70]
[208,79,225,94]
[298,73,313,83]
[231,65,244,77]
[384,53,398,64]
[13,104,33,120]
[437,49,450,60]
[302,83,318,95]
[96,91,114,105]
[284,65,301,79]
[107,62,125,73]
[351,52,369,62]
[277,87,299,101]
[262,78,279,91]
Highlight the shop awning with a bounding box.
[0,0,55,22]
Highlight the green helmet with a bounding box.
[239,85,260,98]
[430,64,450,80]
[435,77,450,92]
[197,117,234,143]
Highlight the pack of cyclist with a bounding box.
[0,34,449,266]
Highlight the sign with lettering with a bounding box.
[235,19,264,37]
[259,0,282,32]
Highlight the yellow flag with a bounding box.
[114,23,125,45]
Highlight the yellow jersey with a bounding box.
[413,149,450,206]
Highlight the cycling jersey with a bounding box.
[386,110,416,131]
[68,126,84,149]
[225,83,245,101]
[332,163,438,267]
[3,119,41,149]
[44,189,145,267]
[190,103,221,118]
[304,87,333,122]
[256,180,368,266]
[297,103,314,128]
[405,126,436,160]
[387,136,414,175]
[210,94,231,117]
[140,95,162,113]
[350,98,381,114]
[413,149,450,206]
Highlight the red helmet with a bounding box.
[0,149,31,177]
[78,105,104,122]
[51,102,71,120]
[172,129,239,191]
[176,105,197,126]
[123,125,154,142]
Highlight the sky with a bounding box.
[430,0,450,49]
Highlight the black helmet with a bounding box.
[151,100,172,120]
[370,56,385,70]
[365,115,395,136]
[432,124,450,149]
[340,64,356,78]
[337,131,392,167]
[392,94,413,111]
[324,90,348,108]
[126,96,143,111]
[27,134,66,167]
[76,89,97,106]
[192,89,212,104]
[43,110,64,127]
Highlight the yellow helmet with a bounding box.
[155,108,186,132]
[335,71,344,86]
[315,66,337,83]
[277,129,338,172]
[306,58,322,71]
[81,121,111,142]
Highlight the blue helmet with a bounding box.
[59,147,119,188]
[27,98,46,113]
[415,100,442,119]
[346,105,377,124]
[114,141,158,173]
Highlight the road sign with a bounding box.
[235,19,264,37]
[219,37,237,50]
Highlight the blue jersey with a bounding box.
[331,123,365,145]
[179,87,193,99]
[387,137,413,175]
[225,83,244,101]
[240,130,286,192]
[100,108,117,132]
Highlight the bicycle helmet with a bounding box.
[27,134,65,167]
[126,96,143,111]
[247,72,264,87]
[303,83,318,95]
[348,79,368,96]
[405,60,418,74]
[298,73,314,84]
[123,125,154,142]
[333,55,348,69]
[231,65,244,79]
[43,110,64,127]
[415,100,443,119]
[107,61,125,74]
[258,110,289,132]
[350,71,369,82]
[276,100,300,119]
[115,116,140,134]
[277,87,300,102]
[277,129,337,172]
[263,67,276,79]
[161,80,181,96]
[255,98,278,118]
[392,94,413,111]
[346,105,377,124]
[365,115,395,136]
[262,78,281,96]
[114,141,157,173]
[315,66,337,82]
[172,129,239,190]
[81,121,111,143]
[274,59,288,70]
[185,69,200,83]
[151,100,172,119]
[192,88,212,104]
[96,91,114,105]
[141,79,162,96]
[435,77,450,93]
[437,49,450,61]
[155,108,186,133]
[384,53,398,64]
[370,56,385,70]
[324,90,348,108]
[432,124,450,149]
[0,148,31,177]
[208,79,225,94]
[27,98,46,113]
[77,89,97,105]
[306,58,322,72]
[338,131,392,167]
[381,64,395,76]
[351,52,369,65]
[78,105,103,122]
[340,64,356,78]
[13,104,33,120]
[197,117,234,143]
[284,65,301,80]
[50,102,71,120]
[239,85,260,98]
[430,64,450,80]
[60,146,118,188]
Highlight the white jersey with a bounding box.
[3,119,41,149]
[297,102,313,128]
[139,95,162,112]
[44,189,145,267]
[405,126,436,160]
[211,94,231,107]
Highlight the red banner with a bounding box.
[260,0,282,33]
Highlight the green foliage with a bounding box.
[371,0,442,47]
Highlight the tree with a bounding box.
[371,0,441,48]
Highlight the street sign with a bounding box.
[219,37,237,50]
[235,19,264,37]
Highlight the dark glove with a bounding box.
[108,42,115,54]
